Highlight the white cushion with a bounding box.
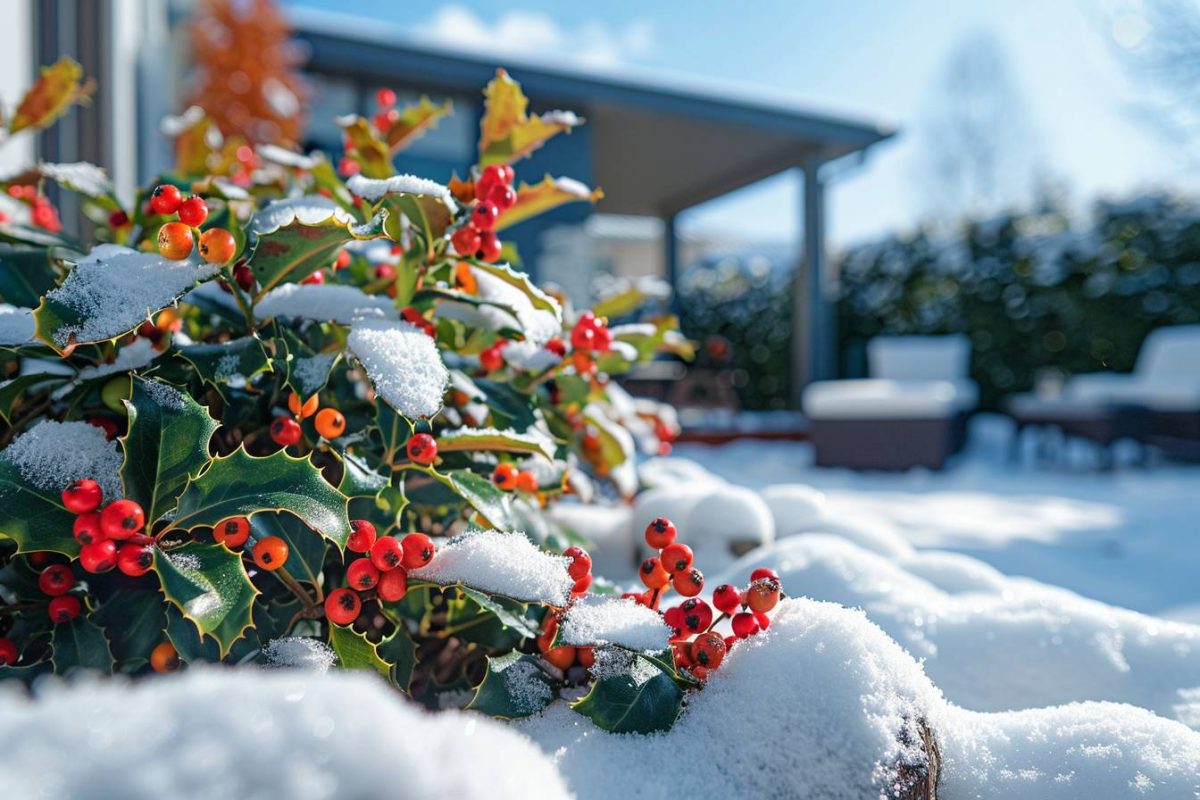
[803,379,961,420]
[868,335,972,382]
[1064,372,1200,411]
[1135,325,1200,383]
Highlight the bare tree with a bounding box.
[914,30,1042,223]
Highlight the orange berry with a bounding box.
[492,463,518,489]
[156,222,194,260]
[644,517,676,549]
[198,227,236,264]
[514,470,538,493]
[692,631,727,670]
[314,407,346,439]
[639,556,671,590]
[214,516,251,548]
[543,645,576,670]
[287,391,320,419]
[672,567,704,598]
[747,579,781,613]
[660,543,694,575]
[577,647,595,669]
[253,536,289,571]
[150,641,180,673]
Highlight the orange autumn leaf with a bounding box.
[495,175,604,231]
[9,57,96,134]
[477,69,582,167]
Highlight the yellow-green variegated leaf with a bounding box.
[477,69,582,166]
[495,175,603,232]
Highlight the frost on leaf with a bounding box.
[248,196,355,236]
[0,304,35,346]
[560,595,672,654]
[263,637,337,673]
[255,284,398,325]
[37,244,218,349]
[0,419,123,500]
[347,319,447,419]
[409,529,574,606]
[38,161,113,199]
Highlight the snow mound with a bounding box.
[0,304,35,345]
[649,484,775,570]
[560,595,671,653]
[44,245,218,347]
[255,283,398,325]
[521,598,1200,799]
[760,483,828,535]
[248,196,353,235]
[347,319,447,419]
[548,503,634,581]
[724,535,1200,727]
[1,420,123,501]
[0,668,570,800]
[409,529,574,606]
[262,637,336,673]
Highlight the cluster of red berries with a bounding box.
[211,515,290,573]
[401,306,436,338]
[490,462,539,494]
[372,87,399,134]
[450,164,516,262]
[534,544,596,671]
[150,184,236,265]
[61,478,154,579]
[568,312,613,376]
[325,520,436,625]
[4,184,62,232]
[270,391,350,448]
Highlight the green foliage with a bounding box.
[572,655,684,734]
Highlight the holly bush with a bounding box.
[0,60,788,733]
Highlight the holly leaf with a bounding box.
[436,427,556,461]
[91,588,168,672]
[571,655,683,734]
[467,652,556,719]
[337,115,392,179]
[0,245,59,308]
[172,447,353,549]
[460,587,540,639]
[345,174,457,247]
[9,57,96,134]
[154,541,259,658]
[495,175,603,232]
[443,468,515,530]
[477,69,582,166]
[179,336,272,395]
[120,378,218,525]
[249,512,329,589]
[0,373,67,424]
[328,623,389,677]
[246,198,383,299]
[378,627,417,692]
[384,96,453,152]
[0,457,79,555]
[51,616,115,675]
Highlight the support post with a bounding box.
[791,160,828,407]
[664,212,679,313]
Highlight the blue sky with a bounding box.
[285,0,1187,249]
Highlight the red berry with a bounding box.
[177,196,208,227]
[253,537,289,571]
[0,637,17,666]
[233,263,255,292]
[731,611,760,639]
[373,108,399,133]
[48,595,81,624]
[492,463,518,489]
[156,221,194,260]
[38,564,75,597]
[80,539,117,573]
[346,557,380,590]
[377,566,409,602]
[563,546,592,580]
[270,417,302,447]
[644,517,676,550]
[479,342,505,373]
[747,578,781,613]
[711,583,742,615]
[663,604,684,635]
[572,574,592,595]
[451,225,481,256]
[347,519,377,553]
[639,556,671,590]
[150,184,183,215]
[401,533,435,570]
[544,338,567,357]
[108,210,129,228]
[750,567,780,583]
[679,597,713,634]
[324,588,361,625]
[374,263,397,281]
[334,249,351,270]
[477,231,502,262]
[514,471,538,493]
[498,165,515,185]
[571,325,596,352]
[471,202,499,232]
[100,500,145,541]
[62,478,103,513]
[487,184,516,211]
[117,543,154,577]
[375,87,397,108]
[406,433,437,466]
[214,516,251,548]
[73,513,105,545]
[672,641,693,669]
[672,567,704,598]
[692,631,727,670]
[754,610,771,631]
[301,269,326,285]
[660,543,693,575]
[369,536,404,571]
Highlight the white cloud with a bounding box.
[420,6,654,68]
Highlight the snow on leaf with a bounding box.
[35,244,218,351]
[346,173,456,209]
[560,595,671,654]
[1,419,123,501]
[468,262,562,346]
[255,283,398,325]
[39,161,113,199]
[436,426,557,461]
[255,144,316,170]
[263,637,336,673]
[347,319,447,420]
[0,304,35,346]
[409,529,574,606]
[248,196,355,237]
